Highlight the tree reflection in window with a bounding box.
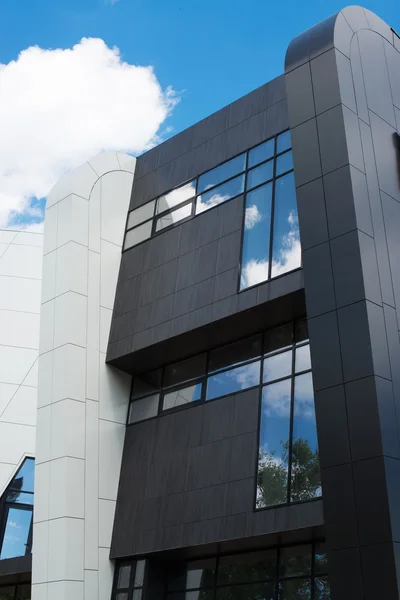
[0,458,34,560]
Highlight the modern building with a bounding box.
[0,5,399,599]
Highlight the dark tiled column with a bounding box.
[285,6,400,599]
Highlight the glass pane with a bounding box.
[167,563,187,591]
[277,131,291,154]
[263,349,292,383]
[209,335,262,373]
[249,139,275,168]
[0,588,15,600]
[127,201,155,229]
[15,584,30,600]
[218,550,277,584]
[206,361,261,401]
[164,355,206,388]
[163,383,203,410]
[271,172,301,279]
[11,458,35,493]
[247,160,274,191]
[186,558,215,589]
[124,221,152,250]
[295,345,311,373]
[257,380,291,507]
[128,394,159,424]
[157,181,196,214]
[264,324,293,355]
[6,491,34,505]
[132,369,162,398]
[196,175,245,214]
[132,591,142,600]
[116,594,128,600]
[276,151,293,176]
[117,564,131,589]
[0,507,32,559]
[315,577,330,600]
[295,319,308,344]
[198,154,246,193]
[279,578,311,599]
[186,592,213,600]
[216,582,275,600]
[291,373,321,502]
[315,543,328,574]
[280,545,312,577]
[240,183,272,290]
[155,203,192,232]
[134,560,146,586]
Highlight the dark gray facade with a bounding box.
[285,6,400,600]
[107,6,400,600]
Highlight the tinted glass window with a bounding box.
[315,577,330,599]
[127,201,155,229]
[198,154,246,193]
[279,579,311,599]
[156,181,196,214]
[124,221,152,249]
[163,383,203,410]
[0,588,15,600]
[218,551,277,584]
[132,369,162,398]
[249,139,274,168]
[15,585,30,600]
[295,345,311,373]
[295,319,308,344]
[264,324,293,355]
[11,458,34,493]
[128,395,159,424]
[271,172,300,279]
[164,355,206,388]
[186,559,216,589]
[6,491,34,505]
[276,151,293,176]
[118,565,131,589]
[291,373,320,502]
[134,561,146,587]
[257,380,291,507]
[0,507,32,559]
[206,361,261,401]
[263,349,292,383]
[155,203,191,231]
[280,545,312,577]
[315,544,328,575]
[240,183,272,290]
[247,160,274,190]
[216,583,275,599]
[116,594,128,600]
[277,131,291,154]
[196,175,245,214]
[209,335,262,373]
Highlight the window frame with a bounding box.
[162,541,329,600]
[122,130,298,276]
[0,458,35,562]
[111,560,147,600]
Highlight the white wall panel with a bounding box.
[33,152,135,600]
[0,230,42,496]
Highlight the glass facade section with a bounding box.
[0,584,30,600]
[241,132,298,289]
[257,324,321,508]
[112,560,146,600]
[164,544,329,600]
[0,458,34,561]
[123,130,299,274]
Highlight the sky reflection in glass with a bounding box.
[271,172,300,279]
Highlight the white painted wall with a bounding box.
[0,229,43,496]
[32,152,135,600]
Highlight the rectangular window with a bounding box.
[270,171,300,279]
[155,202,192,232]
[197,154,246,193]
[196,174,245,214]
[156,181,196,214]
[163,544,329,600]
[127,201,155,229]
[257,324,320,509]
[112,560,146,600]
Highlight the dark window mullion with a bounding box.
[287,324,296,503]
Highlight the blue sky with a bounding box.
[1,0,399,137]
[0,0,399,231]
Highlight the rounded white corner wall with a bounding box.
[32,151,136,600]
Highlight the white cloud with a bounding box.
[196,192,229,214]
[245,204,262,230]
[240,258,269,289]
[0,38,178,229]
